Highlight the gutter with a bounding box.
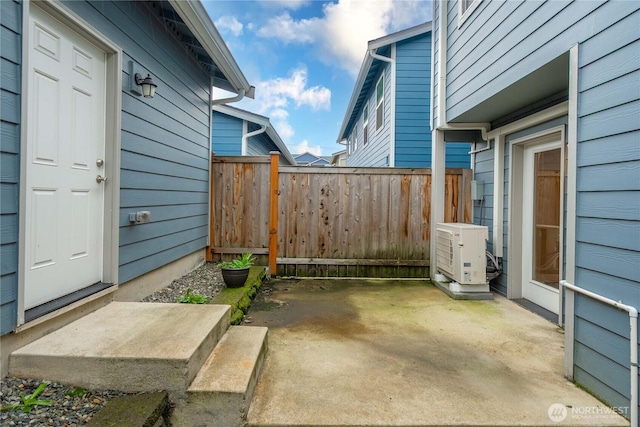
[368,47,396,167]
[169,0,255,98]
[211,89,246,106]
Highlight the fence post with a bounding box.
[206,154,216,262]
[269,152,280,276]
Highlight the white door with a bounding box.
[521,140,563,314]
[24,6,107,309]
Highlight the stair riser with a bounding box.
[172,328,268,427]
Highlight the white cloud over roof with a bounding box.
[255,0,431,77]
[215,15,244,37]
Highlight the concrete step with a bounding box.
[86,391,169,427]
[172,326,269,427]
[9,302,231,392]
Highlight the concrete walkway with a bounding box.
[245,279,629,427]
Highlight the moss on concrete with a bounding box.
[213,266,267,325]
[86,391,168,427]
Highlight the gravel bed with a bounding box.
[1,262,224,425]
[141,261,225,303]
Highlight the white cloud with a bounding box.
[259,0,311,10]
[255,0,431,78]
[256,12,318,44]
[215,16,244,37]
[292,139,322,156]
[243,67,330,148]
[254,66,331,115]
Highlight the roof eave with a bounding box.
[169,0,255,98]
[369,21,432,50]
[265,127,297,165]
[336,52,374,141]
[337,21,434,143]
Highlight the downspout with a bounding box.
[242,124,267,156]
[431,0,491,281]
[435,1,489,137]
[211,88,245,106]
[369,47,396,167]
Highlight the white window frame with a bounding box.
[458,0,481,27]
[363,103,369,146]
[353,125,359,152]
[375,74,384,132]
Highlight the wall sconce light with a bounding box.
[134,73,157,98]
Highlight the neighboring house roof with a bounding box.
[331,150,347,166]
[337,22,432,142]
[294,152,331,166]
[167,0,255,98]
[212,104,296,165]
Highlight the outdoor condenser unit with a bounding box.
[436,223,488,285]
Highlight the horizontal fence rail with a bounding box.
[208,155,471,277]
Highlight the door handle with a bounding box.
[96,175,108,184]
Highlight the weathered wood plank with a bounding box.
[277,258,430,266]
[209,158,469,276]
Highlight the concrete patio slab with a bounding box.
[245,279,629,427]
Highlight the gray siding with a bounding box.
[212,111,242,155]
[573,9,640,413]
[444,0,638,122]
[456,0,640,416]
[63,0,212,284]
[0,0,21,334]
[348,63,392,167]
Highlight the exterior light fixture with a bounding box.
[134,73,157,98]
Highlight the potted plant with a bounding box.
[218,253,255,288]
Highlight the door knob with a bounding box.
[96,175,107,184]
[96,159,104,167]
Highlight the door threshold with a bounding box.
[513,298,558,324]
[18,283,118,332]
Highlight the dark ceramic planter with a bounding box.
[221,267,250,288]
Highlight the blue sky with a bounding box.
[204,0,433,157]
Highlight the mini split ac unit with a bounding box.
[436,223,488,285]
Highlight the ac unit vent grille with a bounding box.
[436,228,455,277]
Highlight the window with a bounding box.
[458,0,480,26]
[376,75,384,131]
[363,104,369,146]
[353,126,358,152]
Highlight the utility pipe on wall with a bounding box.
[561,280,638,427]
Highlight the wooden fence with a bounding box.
[208,154,471,277]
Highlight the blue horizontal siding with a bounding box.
[0,0,20,334]
[395,32,432,168]
[577,160,640,192]
[119,215,207,246]
[212,111,242,155]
